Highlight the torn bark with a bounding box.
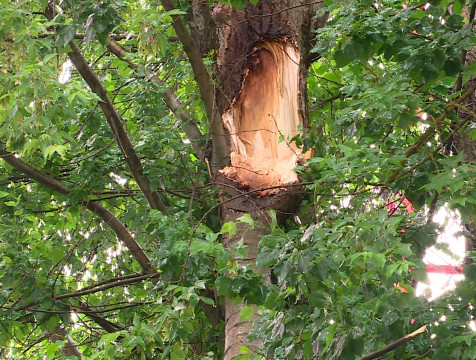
[220,41,308,192]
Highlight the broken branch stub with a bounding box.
[220,40,309,194]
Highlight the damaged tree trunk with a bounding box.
[208,2,327,359]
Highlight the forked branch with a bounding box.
[159,0,229,169]
[43,4,167,214]
[66,41,168,215]
[107,39,204,157]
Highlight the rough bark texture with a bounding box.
[208,2,327,359]
[47,326,82,359]
[454,76,476,264]
[454,6,476,263]
[219,174,302,360]
[212,0,327,116]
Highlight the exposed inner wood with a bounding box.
[220,41,307,192]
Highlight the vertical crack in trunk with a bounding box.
[220,41,308,192]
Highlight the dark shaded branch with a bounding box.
[37,32,138,40]
[10,274,155,312]
[107,39,205,157]
[1,150,219,334]
[66,41,168,215]
[310,93,341,111]
[83,202,156,273]
[159,0,229,169]
[55,272,157,300]
[0,150,156,275]
[360,325,427,360]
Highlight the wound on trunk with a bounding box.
[220,41,308,192]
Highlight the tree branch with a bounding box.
[360,325,427,360]
[46,325,83,359]
[106,39,205,157]
[9,274,155,313]
[66,41,167,214]
[55,272,157,300]
[0,150,156,275]
[159,0,229,169]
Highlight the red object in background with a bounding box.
[426,265,464,274]
[387,194,414,215]
[387,195,463,276]
[394,282,408,293]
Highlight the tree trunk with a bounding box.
[208,2,327,359]
[454,93,476,265]
[453,4,476,264]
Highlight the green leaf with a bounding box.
[237,213,255,229]
[452,0,465,14]
[56,25,75,48]
[334,49,351,68]
[308,291,328,307]
[239,305,254,321]
[221,221,237,237]
[449,333,475,346]
[373,253,386,270]
[239,346,249,354]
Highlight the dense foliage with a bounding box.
[0,0,475,359]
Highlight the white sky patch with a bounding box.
[110,172,128,186]
[63,264,72,277]
[418,122,430,133]
[59,59,73,84]
[469,320,476,332]
[82,269,92,282]
[416,206,466,300]
[340,196,352,208]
